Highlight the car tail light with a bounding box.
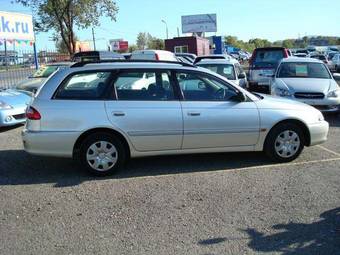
[26,106,41,120]
[155,53,159,61]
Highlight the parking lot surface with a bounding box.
[0,115,340,255]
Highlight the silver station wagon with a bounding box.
[22,61,329,175]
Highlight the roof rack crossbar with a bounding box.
[71,59,195,68]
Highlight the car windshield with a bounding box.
[278,62,331,79]
[31,65,60,78]
[253,50,284,68]
[197,64,236,80]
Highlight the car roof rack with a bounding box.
[71,59,196,68]
[193,55,227,64]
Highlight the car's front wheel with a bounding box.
[264,123,305,162]
[78,132,126,176]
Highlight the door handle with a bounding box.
[187,112,201,116]
[112,111,125,117]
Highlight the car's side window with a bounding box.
[176,72,239,101]
[54,71,112,100]
[114,71,175,101]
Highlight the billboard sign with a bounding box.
[0,11,34,41]
[109,39,128,51]
[182,14,217,33]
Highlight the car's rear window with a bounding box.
[253,49,284,68]
[197,64,236,80]
[277,62,331,79]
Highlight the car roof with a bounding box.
[280,57,323,63]
[195,58,237,65]
[69,61,198,71]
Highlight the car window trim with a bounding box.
[173,69,248,102]
[52,69,116,100]
[110,68,181,101]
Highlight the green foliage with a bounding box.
[16,0,118,54]
[136,32,164,50]
[224,35,340,52]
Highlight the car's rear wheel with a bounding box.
[264,123,305,162]
[78,132,126,176]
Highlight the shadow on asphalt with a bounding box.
[0,150,272,187]
[243,207,340,255]
[0,124,23,133]
[325,114,340,127]
[197,207,340,255]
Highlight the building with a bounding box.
[165,36,210,56]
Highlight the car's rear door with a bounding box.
[105,69,183,152]
[175,71,260,149]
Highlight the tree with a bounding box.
[136,32,151,50]
[16,0,118,55]
[128,44,138,53]
[147,38,164,50]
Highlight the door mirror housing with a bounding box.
[238,73,246,79]
[234,91,247,102]
[332,73,340,80]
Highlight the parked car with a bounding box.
[271,57,340,113]
[72,51,125,62]
[332,54,340,72]
[0,89,31,127]
[248,47,290,93]
[22,60,329,175]
[295,49,309,55]
[16,62,72,94]
[310,54,334,71]
[131,50,178,61]
[194,55,247,88]
[293,53,308,58]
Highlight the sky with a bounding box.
[1,0,340,51]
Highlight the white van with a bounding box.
[131,50,178,61]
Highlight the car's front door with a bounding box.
[175,71,260,149]
[105,69,183,152]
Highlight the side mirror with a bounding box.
[332,73,340,80]
[238,73,246,79]
[235,91,247,102]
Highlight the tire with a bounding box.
[77,132,126,176]
[264,123,305,163]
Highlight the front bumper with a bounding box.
[0,106,27,127]
[308,120,329,146]
[293,97,340,113]
[22,129,80,158]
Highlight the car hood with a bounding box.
[16,77,47,90]
[277,78,333,94]
[0,89,32,107]
[254,93,317,111]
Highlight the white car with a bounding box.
[271,57,340,113]
[22,60,329,175]
[130,50,178,61]
[194,55,247,88]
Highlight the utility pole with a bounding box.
[92,28,96,51]
[177,27,180,37]
[161,20,169,39]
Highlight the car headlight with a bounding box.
[0,101,13,109]
[327,89,340,98]
[275,87,292,97]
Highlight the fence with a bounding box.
[0,50,70,89]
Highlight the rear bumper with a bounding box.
[0,107,26,127]
[22,129,80,158]
[308,121,329,146]
[248,81,270,93]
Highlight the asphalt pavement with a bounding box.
[0,115,340,254]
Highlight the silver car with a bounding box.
[0,89,31,127]
[22,61,329,175]
[271,57,340,112]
